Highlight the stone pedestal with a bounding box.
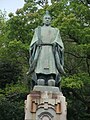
[25,86,67,120]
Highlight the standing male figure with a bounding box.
[29,11,65,87]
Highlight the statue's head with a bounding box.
[43,11,51,26]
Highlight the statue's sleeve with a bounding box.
[29,28,38,65]
[54,29,64,51]
[55,29,64,64]
[52,28,65,74]
[30,28,38,48]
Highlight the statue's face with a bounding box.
[43,15,51,26]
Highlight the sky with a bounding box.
[0,0,25,17]
[0,0,52,18]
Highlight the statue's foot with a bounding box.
[48,79,55,86]
[37,79,45,86]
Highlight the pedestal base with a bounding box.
[25,86,67,120]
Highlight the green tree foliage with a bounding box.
[0,10,29,119]
[0,83,28,120]
[0,0,90,119]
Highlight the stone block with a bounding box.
[25,86,67,120]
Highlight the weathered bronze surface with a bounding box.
[29,11,64,87]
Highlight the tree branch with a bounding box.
[65,51,86,58]
[86,58,90,76]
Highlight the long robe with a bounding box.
[29,25,64,75]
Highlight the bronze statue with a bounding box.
[29,11,65,87]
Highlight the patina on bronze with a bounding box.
[29,11,65,87]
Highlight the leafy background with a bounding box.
[0,0,90,120]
